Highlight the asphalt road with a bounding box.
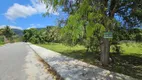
[0,42,53,80]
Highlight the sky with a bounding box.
[0,0,68,30]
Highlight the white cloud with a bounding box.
[27,26,36,29]
[29,24,37,28]
[46,4,59,15]
[31,0,59,15]
[31,0,47,13]
[27,23,42,29]
[5,3,37,20]
[0,25,23,30]
[5,0,59,20]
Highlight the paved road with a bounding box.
[0,42,53,80]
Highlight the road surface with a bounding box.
[0,42,137,80]
[0,42,54,80]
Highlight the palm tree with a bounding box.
[0,29,4,35]
[3,26,14,42]
[0,29,4,43]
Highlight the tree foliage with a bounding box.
[23,28,44,44]
[3,26,15,39]
[0,26,16,43]
[41,0,142,65]
[23,27,61,44]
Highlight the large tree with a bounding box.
[42,0,142,65]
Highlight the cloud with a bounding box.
[27,24,42,29]
[27,26,36,29]
[5,3,37,20]
[5,0,59,20]
[31,0,59,15]
[31,0,46,13]
[46,5,59,15]
[0,25,23,30]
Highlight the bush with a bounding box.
[135,33,142,42]
[0,36,4,43]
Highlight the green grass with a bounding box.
[109,42,142,79]
[120,42,142,55]
[38,43,86,53]
[37,43,89,61]
[0,42,4,46]
[37,42,142,79]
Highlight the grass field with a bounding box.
[38,43,86,54]
[119,42,142,55]
[0,43,4,46]
[37,42,142,79]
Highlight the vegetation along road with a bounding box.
[0,0,142,80]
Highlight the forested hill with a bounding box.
[12,29,23,36]
[11,28,47,36]
[36,28,46,30]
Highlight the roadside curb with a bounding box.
[27,43,64,80]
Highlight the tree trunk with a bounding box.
[100,38,110,66]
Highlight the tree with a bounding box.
[3,26,15,42]
[42,0,142,66]
[0,29,4,43]
[43,26,61,43]
[0,29,4,36]
[23,28,45,44]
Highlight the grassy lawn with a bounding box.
[110,42,142,79]
[37,43,88,60]
[38,43,86,54]
[0,43,4,46]
[119,42,142,55]
[37,42,142,79]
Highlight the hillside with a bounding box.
[12,29,23,36]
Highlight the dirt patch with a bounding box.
[25,46,55,80]
[28,43,64,80]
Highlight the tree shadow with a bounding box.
[44,51,136,80]
[58,50,142,79]
[60,50,100,64]
[108,53,142,79]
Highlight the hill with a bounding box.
[12,29,23,36]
